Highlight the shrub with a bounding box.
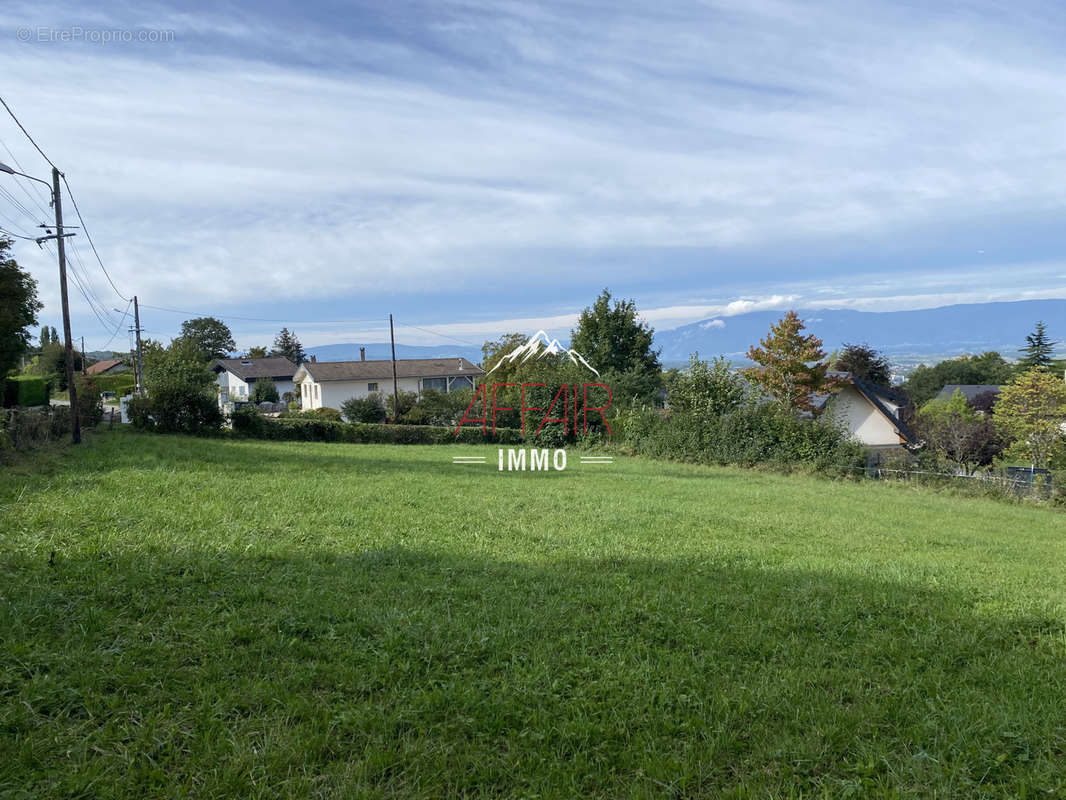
[74,376,104,427]
[126,395,155,430]
[251,378,279,403]
[303,407,342,421]
[92,373,136,396]
[3,375,49,407]
[342,392,386,424]
[0,406,70,452]
[140,339,224,435]
[231,413,525,445]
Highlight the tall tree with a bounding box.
[995,369,1066,468]
[179,317,236,361]
[39,326,50,349]
[50,325,58,345]
[834,343,892,386]
[745,311,834,413]
[0,238,42,376]
[902,352,1015,406]
[569,288,661,387]
[1018,321,1056,371]
[916,390,1007,475]
[271,328,306,364]
[245,345,268,359]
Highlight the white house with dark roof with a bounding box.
[293,354,483,413]
[210,356,298,404]
[817,372,917,449]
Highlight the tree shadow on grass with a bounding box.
[2,546,1065,798]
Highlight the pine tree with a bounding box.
[40,326,50,348]
[744,311,834,413]
[271,328,306,364]
[1019,321,1056,370]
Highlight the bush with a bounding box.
[0,406,71,452]
[3,375,49,407]
[302,407,342,421]
[126,395,155,430]
[618,403,862,475]
[251,378,280,403]
[92,373,136,396]
[231,413,526,445]
[342,392,387,424]
[74,376,104,427]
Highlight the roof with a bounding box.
[211,356,298,381]
[86,359,124,375]
[935,384,1003,402]
[296,357,484,382]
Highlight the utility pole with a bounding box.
[389,313,400,423]
[132,295,144,395]
[52,167,80,444]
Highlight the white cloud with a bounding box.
[700,319,726,329]
[2,0,1066,349]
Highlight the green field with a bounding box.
[2,431,1066,798]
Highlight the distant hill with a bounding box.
[306,342,483,364]
[653,299,1066,366]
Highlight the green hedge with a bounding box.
[3,376,49,408]
[92,373,136,395]
[231,407,525,445]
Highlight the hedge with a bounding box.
[92,373,137,395]
[231,407,525,445]
[3,376,49,408]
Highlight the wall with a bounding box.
[826,385,902,447]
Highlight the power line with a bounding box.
[99,299,133,350]
[138,302,386,326]
[0,94,56,169]
[60,174,128,302]
[395,320,480,348]
[0,133,53,219]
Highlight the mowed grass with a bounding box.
[2,432,1066,798]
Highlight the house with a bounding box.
[211,356,298,404]
[85,359,129,376]
[293,353,484,412]
[820,372,917,449]
[934,384,1002,404]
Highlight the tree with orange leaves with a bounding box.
[744,310,835,414]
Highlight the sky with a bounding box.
[2,0,1066,353]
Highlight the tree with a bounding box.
[834,343,891,386]
[139,337,224,434]
[271,328,306,364]
[251,377,279,403]
[245,345,268,359]
[916,390,1007,474]
[994,369,1066,468]
[39,326,50,349]
[902,352,1015,407]
[0,238,42,376]
[569,289,661,392]
[666,355,747,418]
[744,311,835,413]
[179,317,235,361]
[1018,321,1057,371]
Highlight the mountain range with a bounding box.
[305,299,1066,370]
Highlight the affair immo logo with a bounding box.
[451,331,614,470]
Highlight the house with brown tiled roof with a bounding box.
[293,352,483,414]
[85,359,129,376]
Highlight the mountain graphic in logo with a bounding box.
[486,330,600,377]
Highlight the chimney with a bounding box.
[360,347,366,361]
[458,359,463,371]
[310,354,317,363]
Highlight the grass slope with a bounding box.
[2,431,1065,798]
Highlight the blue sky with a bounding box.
[2,0,1066,352]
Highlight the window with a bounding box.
[423,377,448,392]
[314,385,320,400]
[368,382,378,392]
[449,375,474,391]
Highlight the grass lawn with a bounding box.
[2,431,1066,798]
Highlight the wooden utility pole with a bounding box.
[52,167,80,444]
[389,313,400,423]
[133,295,144,395]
